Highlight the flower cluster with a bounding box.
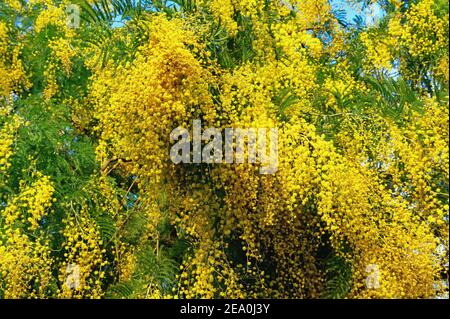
[3,173,55,230]
[0,106,26,174]
[0,0,448,299]
[59,210,107,299]
[0,172,55,298]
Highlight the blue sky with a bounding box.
[330,0,385,26]
[111,0,386,28]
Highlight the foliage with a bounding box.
[0,0,448,299]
